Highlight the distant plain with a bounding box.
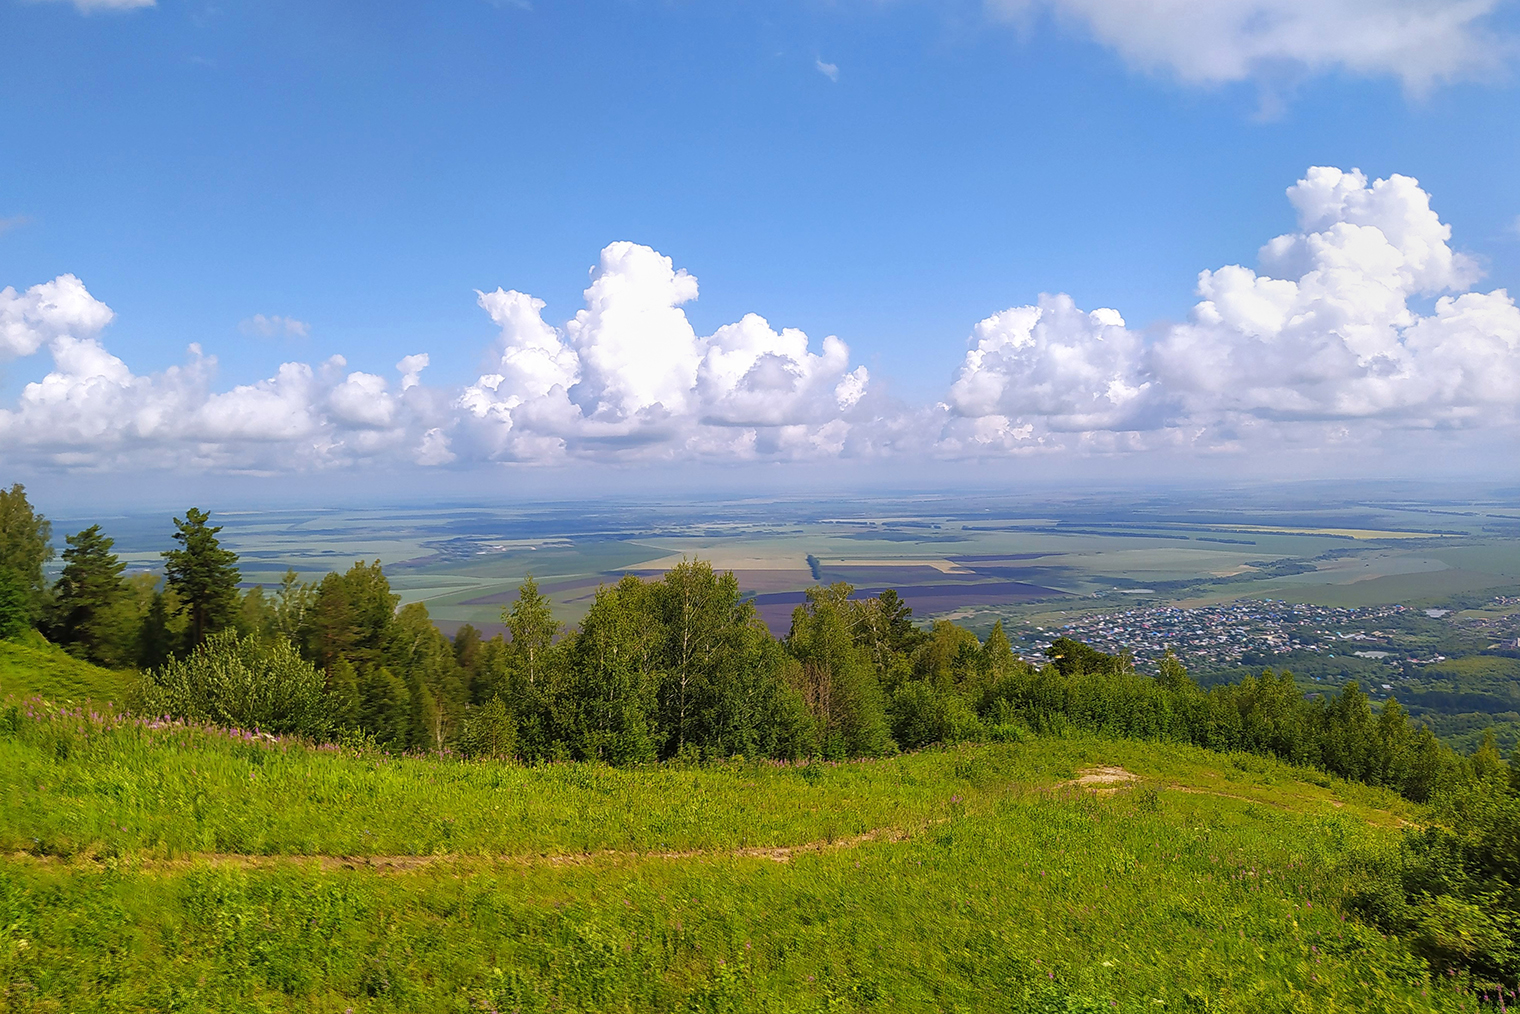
[54,484,1520,638]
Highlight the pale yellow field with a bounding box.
[1201,525,1445,540]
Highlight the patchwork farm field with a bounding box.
[0,698,1463,1013]
[53,486,1520,637]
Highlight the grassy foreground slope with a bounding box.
[0,636,134,707]
[0,702,1476,1014]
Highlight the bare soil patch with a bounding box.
[1057,765,1140,795]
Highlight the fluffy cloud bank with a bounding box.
[941,166,1520,457]
[455,241,871,463]
[2,167,1517,475]
[0,243,873,471]
[988,0,1510,91]
[0,279,444,471]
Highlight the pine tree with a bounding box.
[358,665,411,746]
[453,623,484,694]
[136,591,176,670]
[51,525,129,665]
[325,657,362,729]
[305,561,396,670]
[162,508,242,650]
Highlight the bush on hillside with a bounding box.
[0,567,28,641]
[457,695,517,759]
[140,630,330,737]
[1348,736,1520,986]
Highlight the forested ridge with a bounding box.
[4,484,1520,986]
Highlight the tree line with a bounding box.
[1,484,244,668]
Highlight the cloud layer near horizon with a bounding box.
[2,166,1517,474]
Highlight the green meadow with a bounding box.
[0,682,1487,1014]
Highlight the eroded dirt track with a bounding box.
[3,825,919,874]
[4,766,1411,873]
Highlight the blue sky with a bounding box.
[2,0,1519,490]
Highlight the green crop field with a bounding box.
[46,491,1520,647]
[0,688,1490,1013]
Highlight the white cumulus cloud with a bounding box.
[397,353,430,392]
[944,166,1520,458]
[457,242,872,462]
[1,274,114,361]
[0,275,439,471]
[989,0,1511,91]
[946,297,1153,434]
[4,169,1515,477]
[1151,167,1513,429]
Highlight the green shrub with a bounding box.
[987,722,1026,744]
[139,630,330,737]
[1352,775,1520,986]
[0,566,28,640]
[889,680,944,750]
[458,696,518,759]
[942,693,985,743]
[1411,892,1514,977]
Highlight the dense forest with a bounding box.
[3,482,1519,984]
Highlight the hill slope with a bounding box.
[0,702,1470,1012]
[0,635,135,705]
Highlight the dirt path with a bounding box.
[3,826,919,874]
[4,768,1410,874]
[1165,783,1411,827]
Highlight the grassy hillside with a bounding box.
[0,634,135,706]
[1,700,1481,1012]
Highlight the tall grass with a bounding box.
[3,700,1486,1011]
[0,696,1413,861]
[0,780,1477,1012]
